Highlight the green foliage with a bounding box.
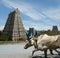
[0,34,9,41]
[39,30,60,36]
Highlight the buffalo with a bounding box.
[24,34,60,58]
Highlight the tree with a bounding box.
[0,34,9,41]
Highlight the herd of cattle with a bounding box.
[24,34,60,58]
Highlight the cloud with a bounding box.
[2,0,45,20]
[23,20,52,30]
[1,0,60,30]
[43,8,60,20]
[2,0,60,21]
[0,26,4,30]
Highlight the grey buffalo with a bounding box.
[24,34,60,58]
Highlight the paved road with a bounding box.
[0,43,60,58]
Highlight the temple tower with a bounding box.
[52,26,58,31]
[3,8,27,41]
[52,26,59,35]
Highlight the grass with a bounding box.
[0,40,25,44]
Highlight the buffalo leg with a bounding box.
[32,49,39,56]
[49,49,54,55]
[44,50,47,58]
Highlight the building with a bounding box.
[52,26,58,31]
[28,28,35,36]
[3,8,27,41]
[39,26,59,35]
[27,28,38,38]
[52,26,59,35]
[0,30,2,36]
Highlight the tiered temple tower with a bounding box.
[52,26,58,31]
[3,8,27,41]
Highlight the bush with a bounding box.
[0,34,9,41]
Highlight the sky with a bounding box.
[0,0,60,30]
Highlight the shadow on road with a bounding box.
[30,54,60,58]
